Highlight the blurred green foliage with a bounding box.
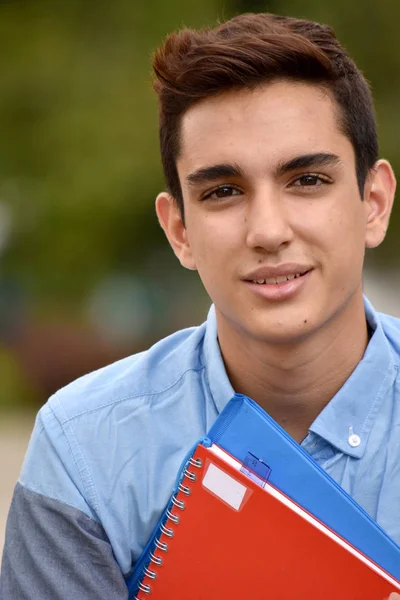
[0,0,226,312]
[0,0,399,409]
[0,343,39,408]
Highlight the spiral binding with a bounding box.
[133,455,203,598]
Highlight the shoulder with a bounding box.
[19,319,215,525]
[48,321,208,423]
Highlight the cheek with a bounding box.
[309,205,366,285]
[186,212,244,265]
[296,196,366,251]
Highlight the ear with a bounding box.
[364,159,396,249]
[155,192,197,270]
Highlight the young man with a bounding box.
[1,12,399,600]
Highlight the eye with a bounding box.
[290,174,331,188]
[202,185,242,200]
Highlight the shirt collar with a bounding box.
[203,305,235,413]
[309,296,397,458]
[203,297,397,458]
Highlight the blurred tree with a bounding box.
[0,342,39,410]
[0,0,228,316]
[0,0,228,408]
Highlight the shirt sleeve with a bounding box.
[0,484,129,600]
[0,401,130,600]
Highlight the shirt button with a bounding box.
[348,434,361,448]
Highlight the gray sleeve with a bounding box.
[0,483,130,600]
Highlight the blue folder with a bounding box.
[207,393,400,581]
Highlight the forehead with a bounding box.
[178,81,354,175]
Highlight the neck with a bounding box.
[216,293,369,443]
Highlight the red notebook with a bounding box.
[134,443,400,599]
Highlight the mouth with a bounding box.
[249,270,311,285]
[244,268,313,301]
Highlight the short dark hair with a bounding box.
[152,13,378,216]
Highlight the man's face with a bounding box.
[173,81,377,344]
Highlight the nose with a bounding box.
[245,186,294,253]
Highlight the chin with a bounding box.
[255,328,314,346]
[244,314,319,345]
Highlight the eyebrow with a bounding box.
[185,152,342,188]
[275,152,342,177]
[186,163,244,187]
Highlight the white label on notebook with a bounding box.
[202,462,247,510]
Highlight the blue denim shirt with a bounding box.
[1,297,400,600]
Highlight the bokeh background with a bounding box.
[1,0,399,557]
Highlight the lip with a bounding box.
[243,268,313,302]
[243,263,313,282]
